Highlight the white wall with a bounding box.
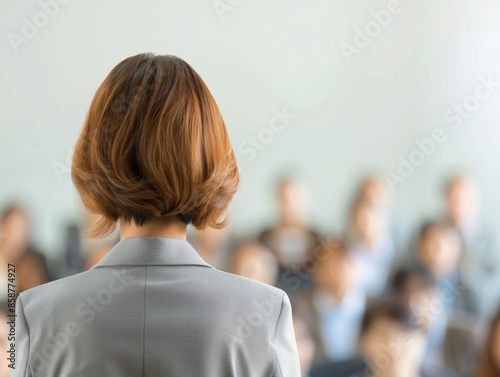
[1,0,500,256]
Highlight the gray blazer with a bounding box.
[12,237,301,376]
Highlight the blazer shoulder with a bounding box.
[18,268,103,305]
[210,269,285,298]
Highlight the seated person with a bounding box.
[229,240,278,286]
[259,176,320,292]
[311,300,458,377]
[391,265,477,375]
[443,175,500,317]
[391,266,438,331]
[344,196,396,298]
[292,240,366,365]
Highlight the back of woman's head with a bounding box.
[71,53,239,237]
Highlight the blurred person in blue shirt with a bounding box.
[345,196,396,298]
[292,240,366,365]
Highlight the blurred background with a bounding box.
[1,0,500,376]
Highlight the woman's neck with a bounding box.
[119,219,187,240]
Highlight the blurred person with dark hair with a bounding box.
[13,53,300,376]
[413,221,475,311]
[229,240,278,286]
[411,220,478,371]
[391,266,439,329]
[352,300,446,377]
[310,300,445,377]
[260,176,320,292]
[443,175,500,317]
[293,240,366,365]
[345,195,396,298]
[393,266,480,376]
[474,309,500,377]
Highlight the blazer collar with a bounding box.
[90,237,214,269]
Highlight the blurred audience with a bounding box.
[4,171,500,377]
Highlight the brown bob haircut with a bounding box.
[71,53,239,237]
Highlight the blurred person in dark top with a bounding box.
[260,176,320,292]
[413,221,475,311]
[229,240,278,286]
[474,308,500,377]
[443,175,500,317]
[410,221,478,370]
[292,240,366,365]
[344,195,396,298]
[390,266,477,374]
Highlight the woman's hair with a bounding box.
[71,53,239,237]
[475,309,500,377]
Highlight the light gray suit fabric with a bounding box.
[12,237,301,377]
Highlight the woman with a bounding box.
[474,309,500,377]
[13,53,300,376]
